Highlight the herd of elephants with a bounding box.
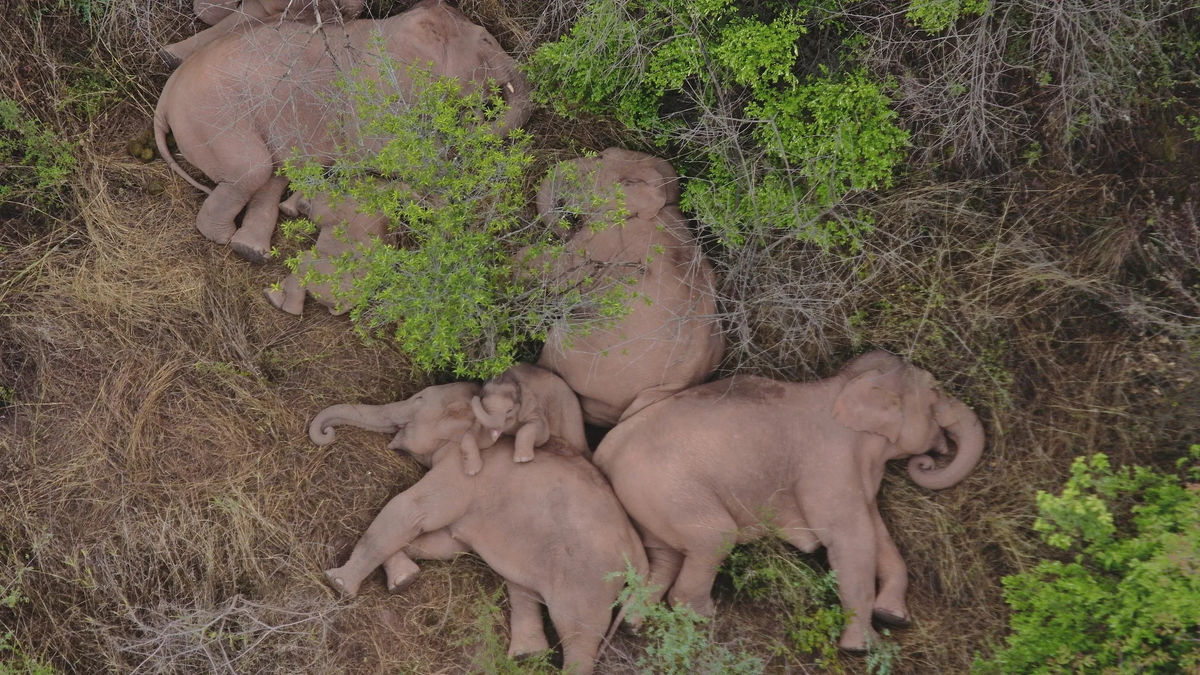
[150,1,988,672]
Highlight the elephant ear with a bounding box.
[833,369,903,443]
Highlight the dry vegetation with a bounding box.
[2,1,1199,674]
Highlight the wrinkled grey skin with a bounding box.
[460,363,590,475]
[593,351,986,652]
[154,0,532,263]
[309,382,648,675]
[532,148,725,427]
[162,0,366,67]
[264,190,387,315]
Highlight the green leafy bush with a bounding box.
[458,591,557,675]
[0,98,76,208]
[722,539,847,669]
[283,69,626,378]
[612,563,764,675]
[527,0,909,249]
[905,0,988,34]
[0,634,60,675]
[974,449,1200,674]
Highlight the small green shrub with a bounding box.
[283,69,626,378]
[612,563,764,675]
[0,98,76,208]
[906,0,988,34]
[527,0,908,250]
[458,591,557,675]
[0,634,60,675]
[974,448,1200,674]
[722,539,847,669]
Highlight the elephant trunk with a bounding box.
[907,395,985,490]
[309,403,402,446]
[470,396,506,430]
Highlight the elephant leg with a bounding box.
[621,528,681,633]
[160,8,258,67]
[195,0,239,25]
[325,477,466,597]
[546,597,608,675]
[665,520,736,617]
[618,384,681,423]
[811,504,879,652]
[195,182,255,245]
[263,273,306,316]
[506,581,550,658]
[230,175,287,263]
[869,504,911,628]
[380,528,471,594]
[512,420,544,463]
[577,396,624,428]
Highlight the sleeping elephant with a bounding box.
[162,0,366,67]
[264,190,387,316]
[309,382,648,675]
[460,362,590,475]
[592,351,986,652]
[531,148,725,426]
[154,0,532,263]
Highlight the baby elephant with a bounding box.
[265,190,386,316]
[460,363,590,475]
[162,0,365,67]
[593,351,986,652]
[309,382,648,675]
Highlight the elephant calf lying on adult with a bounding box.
[161,0,365,67]
[532,148,726,426]
[461,363,590,474]
[154,0,531,263]
[309,382,647,675]
[593,351,986,652]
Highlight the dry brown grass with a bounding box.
[2,1,1199,674]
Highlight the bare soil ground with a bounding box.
[2,1,1198,674]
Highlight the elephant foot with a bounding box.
[263,286,304,316]
[230,232,272,264]
[324,567,361,598]
[279,194,303,218]
[384,558,422,595]
[871,606,912,629]
[669,593,714,619]
[837,625,879,654]
[157,48,183,69]
[512,448,535,463]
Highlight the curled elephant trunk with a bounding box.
[309,403,402,446]
[907,395,985,490]
[470,396,506,431]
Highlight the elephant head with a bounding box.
[309,382,484,464]
[536,148,681,228]
[469,376,521,448]
[832,351,985,490]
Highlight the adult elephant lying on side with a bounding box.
[593,351,986,652]
[532,148,725,426]
[161,0,366,67]
[154,0,531,263]
[309,383,647,675]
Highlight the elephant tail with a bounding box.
[597,537,650,658]
[154,87,212,196]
